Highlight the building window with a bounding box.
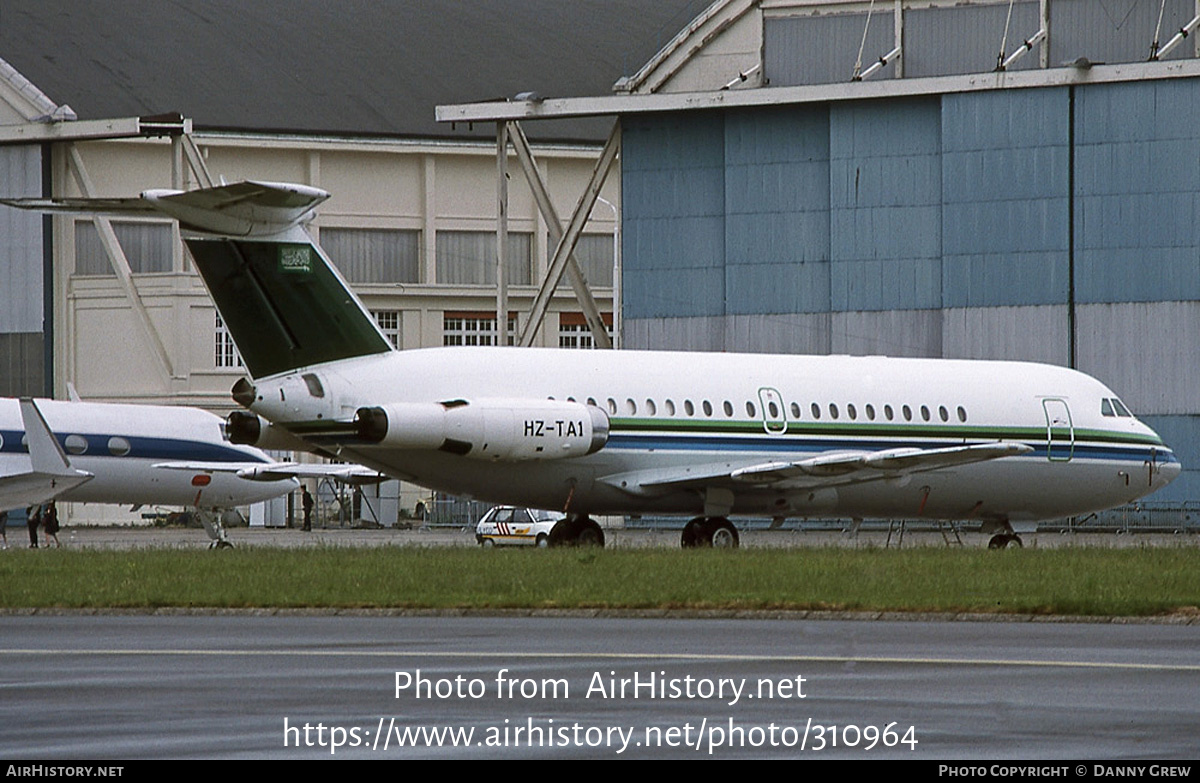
[443,312,516,346]
[435,231,532,285]
[215,312,244,368]
[558,313,613,349]
[571,234,615,287]
[321,228,420,284]
[75,220,173,275]
[371,310,400,348]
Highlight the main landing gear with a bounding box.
[680,517,740,549]
[987,533,1023,549]
[548,515,606,548]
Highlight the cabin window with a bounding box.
[684,400,695,416]
[645,399,657,416]
[64,434,88,455]
[938,405,949,422]
[811,402,821,420]
[957,406,967,423]
[586,397,597,407]
[884,404,894,421]
[108,436,131,457]
[790,402,802,419]
[664,399,676,416]
[767,401,779,419]
[828,404,839,420]
[624,399,637,416]
[723,401,734,417]
[846,403,857,420]
[746,401,757,417]
[902,405,913,422]
[703,400,714,417]
[920,405,931,422]
[606,398,617,415]
[865,404,876,421]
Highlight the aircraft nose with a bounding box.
[1156,452,1182,489]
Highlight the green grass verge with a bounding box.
[1,547,1198,616]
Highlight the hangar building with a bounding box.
[444,0,1200,508]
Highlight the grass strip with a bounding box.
[1,546,1198,616]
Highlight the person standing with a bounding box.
[0,509,8,549]
[43,500,61,548]
[26,504,40,548]
[301,486,314,532]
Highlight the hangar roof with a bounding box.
[0,0,706,142]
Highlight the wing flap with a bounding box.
[604,441,1033,494]
[154,461,386,485]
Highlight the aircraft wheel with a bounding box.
[681,517,706,548]
[707,518,740,549]
[987,534,1009,549]
[576,518,605,548]
[1008,534,1023,548]
[548,518,577,547]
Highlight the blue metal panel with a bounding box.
[829,99,942,311]
[622,112,726,319]
[724,106,831,314]
[0,145,43,333]
[941,88,1070,307]
[1137,415,1200,506]
[1074,79,1200,304]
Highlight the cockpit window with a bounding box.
[1112,398,1132,417]
[1101,399,1115,417]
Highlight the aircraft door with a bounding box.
[1042,398,1074,462]
[758,388,788,435]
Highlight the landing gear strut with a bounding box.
[681,517,740,549]
[548,515,605,548]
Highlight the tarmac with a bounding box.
[10,523,1199,551]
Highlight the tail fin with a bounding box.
[3,180,392,379]
[186,229,391,378]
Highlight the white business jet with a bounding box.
[0,396,300,544]
[4,182,1180,548]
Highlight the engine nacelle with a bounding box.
[226,410,311,452]
[354,398,609,461]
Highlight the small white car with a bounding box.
[475,506,564,547]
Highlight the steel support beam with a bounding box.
[495,122,509,345]
[518,121,620,348]
[66,144,178,380]
[508,122,612,349]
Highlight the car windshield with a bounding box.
[531,509,562,522]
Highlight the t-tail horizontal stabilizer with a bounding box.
[0,180,329,237]
[2,180,391,379]
[0,399,93,510]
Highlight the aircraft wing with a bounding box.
[154,461,387,485]
[0,399,93,510]
[602,441,1033,495]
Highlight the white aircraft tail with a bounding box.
[0,399,93,509]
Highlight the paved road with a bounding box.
[2,614,1198,759]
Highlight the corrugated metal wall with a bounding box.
[0,144,45,397]
[621,76,1200,503]
[764,0,1197,88]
